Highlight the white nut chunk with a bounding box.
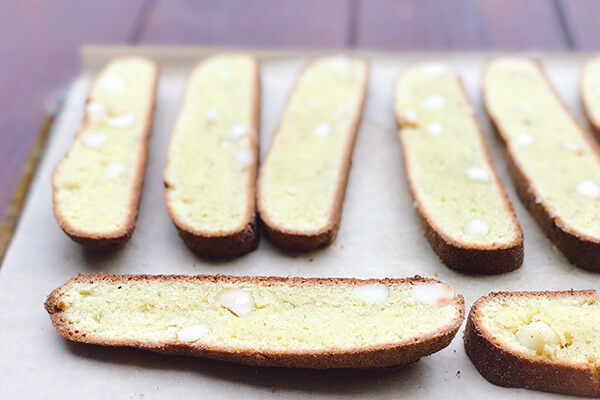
[86,101,108,122]
[466,166,490,182]
[215,288,255,317]
[230,122,250,139]
[514,133,533,147]
[204,108,219,122]
[516,321,560,354]
[464,218,490,236]
[234,148,253,166]
[576,180,600,199]
[99,74,127,93]
[411,283,455,306]
[354,283,389,304]
[107,112,136,128]
[425,122,443,136]
[104,162,126,179]
[313,123,331,137]
[177,324,210,343]
[401,108,418,124]
[81,131,107,148]
[420,94,447,109]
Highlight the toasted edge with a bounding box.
[51,57,159,250]
[395,65,524,274]
[257,58,370,251]
[163,55,260,259]
[484,58,600,271]
[45,273,464,369]
[581,57,600,140]
[464,290,600,397]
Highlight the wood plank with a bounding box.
[558,0,600,50]
[140,0,350,47]
[356,0,568,49]
[0,1,145,229]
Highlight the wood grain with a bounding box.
[355,0,568,49]
[139,0,351,47]
[557,0,600,50]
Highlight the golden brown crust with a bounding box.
[45,273,464,369]
[581,57,600,139]
[163,56,260,259]
[257,58,370,251]
[51,57,159,250]
[464,290,600,397]
[395,65,523,274]
[484,58,600,271]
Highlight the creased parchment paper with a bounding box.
[1,47,597,399]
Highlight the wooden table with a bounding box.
[1,0,599,255]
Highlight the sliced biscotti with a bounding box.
[394,63,523,274]
[164,55,259,258]
[52,57,159,249]
[582,57,600,138]
[465,290,600,397]
[45,273,464,369]
[484,58,600,271]
[257,56,369,251]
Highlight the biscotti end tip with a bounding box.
[465,290,600,397]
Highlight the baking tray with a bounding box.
[1,47,597,399]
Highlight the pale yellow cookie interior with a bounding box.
[59,279,460,351]
[485,58,600,238]
[259,57,368,232]
[395,64,519,247]
[53,58,157,234]
[479,294,600,368]
[164,55,257,234]
[582,58,600,127]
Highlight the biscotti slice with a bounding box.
[484,58,600,271]
[257,56,369,251]
[394,63,523,274]
[582,57,600,138]
[45,273,464,369]
[164,55,259,258]
[52,57,159,249]
[465,290,600,397]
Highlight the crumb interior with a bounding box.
[59,280,460,351]
[395,64,519,247]
[53,58,156,234]
[485,58,600,238]
[164,55,257,234]
[480,294,600,368]
[258,57,368,232]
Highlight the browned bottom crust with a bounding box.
[417,208,523,274]
[175,219,259,259]
[262,224,338,252]
[45,274,464,369]
[62,229,133,250]
[464,291,600,397]
[488,117,600,271]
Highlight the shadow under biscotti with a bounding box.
[64,341,428,395]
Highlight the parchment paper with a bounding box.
[1,47,597,399]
